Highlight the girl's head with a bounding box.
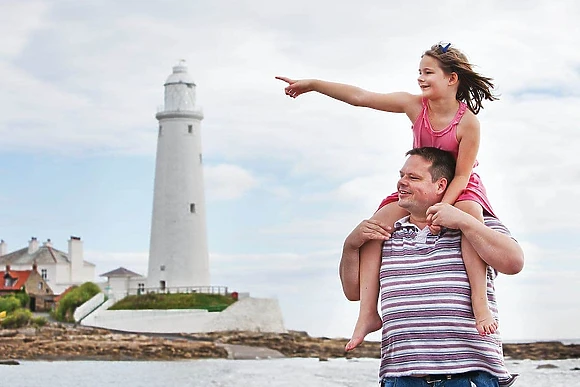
[422,42,497,114]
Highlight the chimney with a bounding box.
[28,237,39,254]
[32,261,38,272]
[43,239,53,248]
[68,236,83,283]
[0,240,6,256]
[5,264,10,272]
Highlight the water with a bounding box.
[2,358,579,386]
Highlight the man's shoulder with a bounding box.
[483,216,511,236]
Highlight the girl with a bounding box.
[277,42,499,351]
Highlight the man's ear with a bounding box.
[436,177,448,194]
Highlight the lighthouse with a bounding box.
[147,61,210,289]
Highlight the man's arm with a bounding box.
[426,203,524,274]
[339,219,392,301]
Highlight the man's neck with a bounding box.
[408,214,429,230]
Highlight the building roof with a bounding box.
[0,245,95,267]
[0,269,32,291]
[99,267,144,278]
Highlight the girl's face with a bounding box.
[417,55,453,98]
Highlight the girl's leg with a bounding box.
[455,200,498,335]
[345,202,408,351]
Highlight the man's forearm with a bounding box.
[459,215,524,275]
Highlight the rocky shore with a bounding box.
[1,324,578,362]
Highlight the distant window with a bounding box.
[4,278,12,287]
[41,269,48,280]
[199,153,202,164]
[188,124,193,134]
[158,125,162,137]
[190,203,196,213]
[160,280,166,291]
[160,265,165,272]
[38,282,43,290]
[138,283,145,291]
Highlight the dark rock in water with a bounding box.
[318,356,328,362]
[536,364,558,369]
[0,360,20,365]
[571,367,580,371]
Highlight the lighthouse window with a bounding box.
[188,124,193,134]
[158,125,162,136]
[199,153,203,164]
[190,203,196,213]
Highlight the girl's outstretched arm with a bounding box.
[441,116,480,205]
[275,76,420,116]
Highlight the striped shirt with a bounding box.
[379,216,515,386]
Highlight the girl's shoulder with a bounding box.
[456,109,480,140]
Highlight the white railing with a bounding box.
[127,285,228,296]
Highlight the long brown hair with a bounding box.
[423,43,498,115]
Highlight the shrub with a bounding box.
[0,296,22,314]
[31,316,48,327]
[1,309,32,329]
[14,290,30,308]
[53,282,101,322]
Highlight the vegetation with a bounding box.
[0,291,47,329]
[52,282,101,322]
[109,292,236,312]
[1,309,32,329]
[0,295,22,314]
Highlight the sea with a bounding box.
[2,358,580,386]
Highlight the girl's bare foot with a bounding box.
[345,312,383,351]
[473,299,498,335]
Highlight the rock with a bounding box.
[570,367,580,371]
[1,323,579,361]
[536,364,558,369]
[0,360,20,365]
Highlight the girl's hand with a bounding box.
[275,76,313,98]
[426,203,466,231]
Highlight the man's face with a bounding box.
[397,155,445,215]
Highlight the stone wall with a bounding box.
[79,297,286,334]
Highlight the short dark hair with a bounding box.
[405,147,456,183]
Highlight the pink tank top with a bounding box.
[412,98,467,162]
[377,98,496,216]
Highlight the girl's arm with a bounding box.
[276,76,420,117]
[441,117,480,205]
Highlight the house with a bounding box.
[99,267,146,301]
[1,264,54,311]
[0,237,96,295]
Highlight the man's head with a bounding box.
[397,147,456,216]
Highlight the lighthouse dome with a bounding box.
[164,60,196,86]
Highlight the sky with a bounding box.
[1,0,579,342]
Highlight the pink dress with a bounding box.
[378,98,496,217]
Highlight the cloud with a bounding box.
[1,0,579,341]
[205,164,258,200]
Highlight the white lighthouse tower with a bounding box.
[147,61,210,289]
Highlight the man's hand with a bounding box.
[345,219,393,250]
[425,203,467,230]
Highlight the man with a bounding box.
[340,147,523,387]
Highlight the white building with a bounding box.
[147,61,210,290]
[0,236,95,294]
[99,267,146,301]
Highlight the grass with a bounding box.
[109,292,236,312]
